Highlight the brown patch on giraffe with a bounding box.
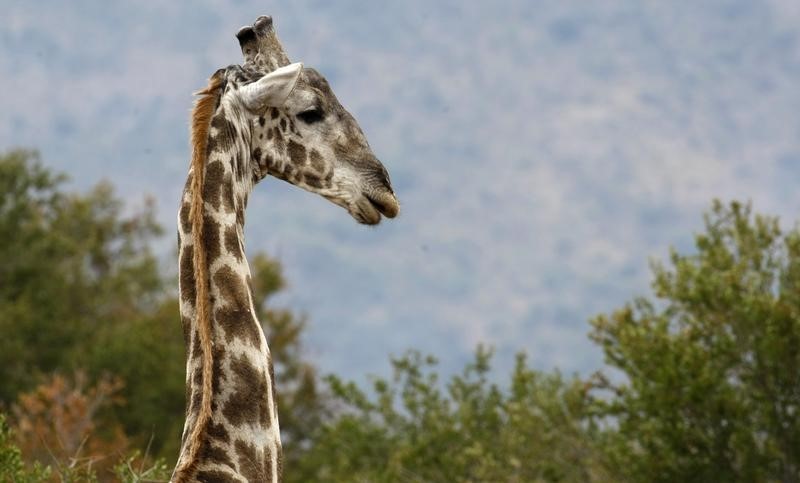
[210,107,237,154]
[279,118,287,132]
[203,214,222,263]
[221,174,235,214]
[203,161,225,210]
[234,153,246,181]
[287,140,306,166]
[223,354,271,429]
[211,344,227,395]
[235,439,271,482]
[213,265,249,308]
[211,129,238,158]
[181,315,192,349]
[179,246,196,304]
[206,133,218,155]
[191,329,202,361]
[258,116,266,127]
[180,201,192,235]
[303,173,324,189]
[214,306,262,350]
[266,128,273,140]
[270,107,279,119]
[260,152,273,173]
[189,367,202,415]
[224,225,243,263]
[203,440,235,469]
[333,133,364,160]
[176,458,201,483]
[195,469,240,483]
[212,265,262,349]
[207,421,230,444]
[309,149,324,172]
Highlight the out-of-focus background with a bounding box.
[2,1,799,481]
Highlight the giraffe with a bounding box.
[172,15,398,482]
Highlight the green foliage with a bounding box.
[591,200,800,481]
[0,414,52,483]
[84,299,186,459]
[0,149,184,458]
[0,149,163,403]
[1,413,171,483]
[293,348,609,482]
[112,450,171,483]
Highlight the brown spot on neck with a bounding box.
[224,225,244,263]
[213,265,250,310]
[203,161,225,210]
[223,354,271,429]
[179,245,196,304]
[309,149,324,172]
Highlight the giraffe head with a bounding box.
[218,16,398,225]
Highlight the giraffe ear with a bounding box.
[239,62,303,110]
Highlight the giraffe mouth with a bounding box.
[367,192,399,218]
[353,192,399,225]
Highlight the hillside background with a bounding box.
[3,0,800,381]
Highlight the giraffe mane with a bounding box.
[173,71,224,483]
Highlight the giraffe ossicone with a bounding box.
[172,15,398,483]
[237,15,291,74]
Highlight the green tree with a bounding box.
[293,348,608,482]
[0,149,162,403]
[0,149,184,458]
[591,200,800,482]
[0,414,51,483]
[84,298,187,459]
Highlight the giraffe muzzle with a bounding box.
[365,191,399,219]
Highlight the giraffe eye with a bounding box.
[297,108,324,124]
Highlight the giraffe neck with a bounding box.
[174,102,282,481]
